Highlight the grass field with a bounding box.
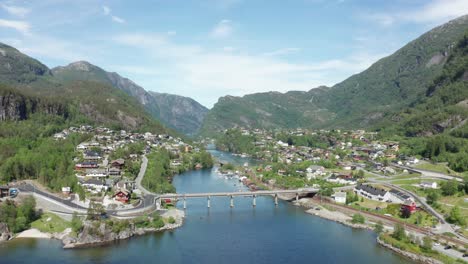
[414,162,465,177]
[31,213,71,233]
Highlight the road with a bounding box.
[14,154,158,216]
[160,188,319,198]
[391,164,463,182]
[135,155,154,196]
[433,244,467,261]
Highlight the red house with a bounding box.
[401,200,417,214]
[113,189,131,203]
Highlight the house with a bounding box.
[113,189,131,203]
[111,159,125,169]
[84,151,102,161]
[75,161,98,170]
[388,189,413,204]
[108,167,121,176]
[306,165,326,180]
[420,181,438,189]
[354,184,390,201]
[78,178,108,192]
[332,192,347,204]
[401,200,417,214]
[0,186,10,198]
[85,169,107,178]
[62,187,71,196]
[327,174,357,185]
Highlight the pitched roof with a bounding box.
[356,184,387,197]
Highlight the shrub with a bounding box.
[168,216,176,224]
[351,213,365,224]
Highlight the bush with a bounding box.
[168,216,176,224]
[392,223,407,241]
[351,213,365,224]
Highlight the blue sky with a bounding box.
[0,0,467,107]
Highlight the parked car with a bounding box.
[444,245,452,250]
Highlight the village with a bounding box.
[53,125,202,209]
[215,128,467,238]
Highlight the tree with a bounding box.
[356,170,365,179]
[441,180,459,196]
[421,236,433,252]
[392,223,407,241]
[351,214,365,224]
[374,221,384,234]
[87,202,105,220]
[447,206,466,226]
[426,190,439,205]
[71,212,83,233]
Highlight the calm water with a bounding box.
[0,150,411,264]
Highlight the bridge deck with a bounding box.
[159,189,319,199]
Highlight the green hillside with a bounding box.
[201,15,468,133]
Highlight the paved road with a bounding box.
[433,244,467,261]
[135,155,154,196]
[392,164,463,182]
[15,183,87,210]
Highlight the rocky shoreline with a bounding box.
[1,209,185,249]
[376,237,443,264]
[63,209,185,249]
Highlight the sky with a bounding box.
[0,0,467,108]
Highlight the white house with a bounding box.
[332,192,347,204]
[419,181,438,189]
[85,169,107,178]
[354,184,391,201]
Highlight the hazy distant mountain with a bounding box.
[201,15,468,134]
[149,92,208,135]
[52,61,207,135]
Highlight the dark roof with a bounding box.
[389,189,411,200]
[356,184,387,197]
[85,151,100,157]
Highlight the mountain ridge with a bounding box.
[200,15,468,134]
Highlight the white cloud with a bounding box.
[102,5,111,15]
[264,47,301,57]
[0,19,30,34]
[403,0,468,23]
[114,32,385,107]
[0,4,30,17]
[363,0,468,26]
[102,5,125,24]
[111,16,125,24]
[211,19,233,38]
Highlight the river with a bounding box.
[0,150,411,263]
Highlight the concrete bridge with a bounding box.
[158,188,319,209]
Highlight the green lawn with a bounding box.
[439,195,468,219]
[414,162,461,176]
[390,179,422,185]
[31,213,71,233]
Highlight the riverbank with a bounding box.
[376,236,443,264]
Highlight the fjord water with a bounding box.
[0,150,411,264]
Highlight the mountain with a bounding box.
[0,43,52,85]
[201,15,468,134]
[149,92,208,135]
[52,61,161,116]
[0,44,169,133]
[52,61,208,135]
[378,31,468,137]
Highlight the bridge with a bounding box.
[158,188,319,209]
